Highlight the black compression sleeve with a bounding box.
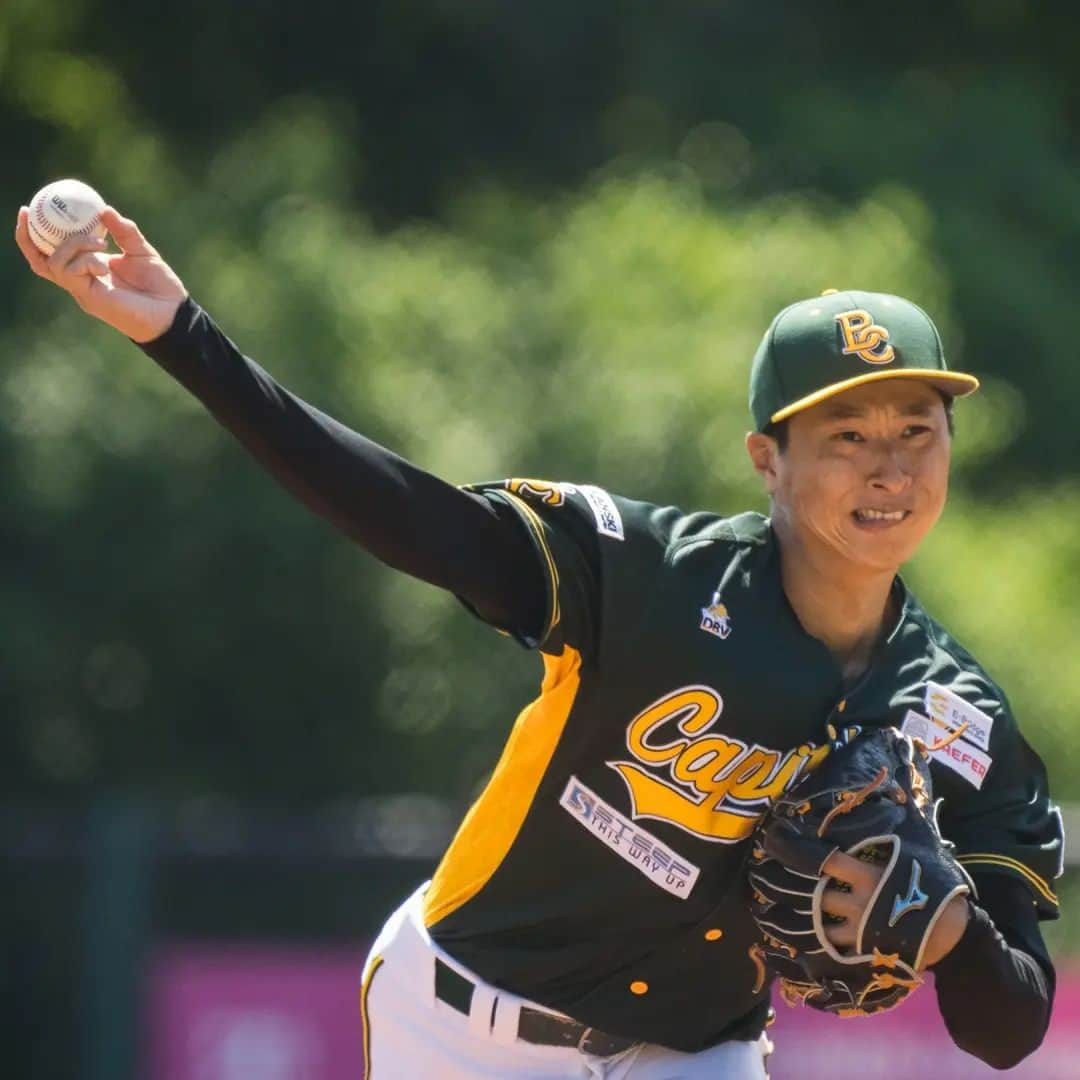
[138,298,546,639]
[932,873,1055,1070]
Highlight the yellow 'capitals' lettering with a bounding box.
[627,685,722,762]
[611,685,830,843]
[835,309,895,365]
[507,478,565,506]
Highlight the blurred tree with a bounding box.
[6,1,1080,473]
[2,1,1077,811]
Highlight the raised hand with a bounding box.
[15,206,187,343]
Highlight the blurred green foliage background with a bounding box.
[2,3,1078,1064]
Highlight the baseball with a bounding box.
[27,178,107,256]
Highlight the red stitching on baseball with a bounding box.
[34,200,66,236]
[28,216,55,249]
[34,196,99,237]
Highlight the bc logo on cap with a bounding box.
[835,309,895,365]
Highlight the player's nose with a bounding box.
[867,445,913,493]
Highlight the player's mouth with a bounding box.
[851,507,911,529]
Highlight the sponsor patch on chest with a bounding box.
[560,776,700,897]
[924,682,994,751]
[699,587,733,639]
[900,709,992,790]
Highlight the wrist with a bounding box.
[133,295,196,350]
[924,895,975,969]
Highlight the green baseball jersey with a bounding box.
[423,480,1063,1052]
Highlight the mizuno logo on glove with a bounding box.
[889,859,930,926]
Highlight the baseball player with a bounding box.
[16,209,1063,1078]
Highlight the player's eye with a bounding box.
[902,424,932,438]
[833,430,864,443]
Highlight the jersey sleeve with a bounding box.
[459,479,677,662]
[935,691,1064,921]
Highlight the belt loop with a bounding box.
[489,991,521,1047]
[467,983,497,1041]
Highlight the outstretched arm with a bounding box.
[14,207,546,639]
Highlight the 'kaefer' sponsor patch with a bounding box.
[901,709,992,790]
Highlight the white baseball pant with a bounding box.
[360,883,772,1079]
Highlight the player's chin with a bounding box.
[843,517,928,570]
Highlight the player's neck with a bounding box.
[773,528,897,683]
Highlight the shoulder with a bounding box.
[666,508,772,563]
[894,597,1023,792]
[903,599,1013,722]
[905,601,1064,917]
[468,478,766,563]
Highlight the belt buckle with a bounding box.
[575,1026,595,1054]
[578,1026,633,1058]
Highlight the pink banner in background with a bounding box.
[146,945,1079,1079]
[146,945,369,1080]
[767,966,1080,1079]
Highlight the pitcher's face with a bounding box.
[753,380,951,574]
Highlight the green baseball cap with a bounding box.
[749,289,979,431]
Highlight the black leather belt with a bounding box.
[434,957,637,1058]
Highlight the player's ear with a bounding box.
[745,431,780,493]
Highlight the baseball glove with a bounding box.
[747,725,975,1017]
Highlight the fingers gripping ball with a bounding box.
[747,726,975,1017]
[27,179,107,256]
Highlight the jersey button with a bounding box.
[704,928,723,941]
[629,980,649,995]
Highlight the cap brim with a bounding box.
[768,369,980,426]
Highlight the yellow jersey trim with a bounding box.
[423,645,582,927]
[957,853,1059,907]
[359,954,384,1073]
[502,490,561,639]
[769,368,980,424]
